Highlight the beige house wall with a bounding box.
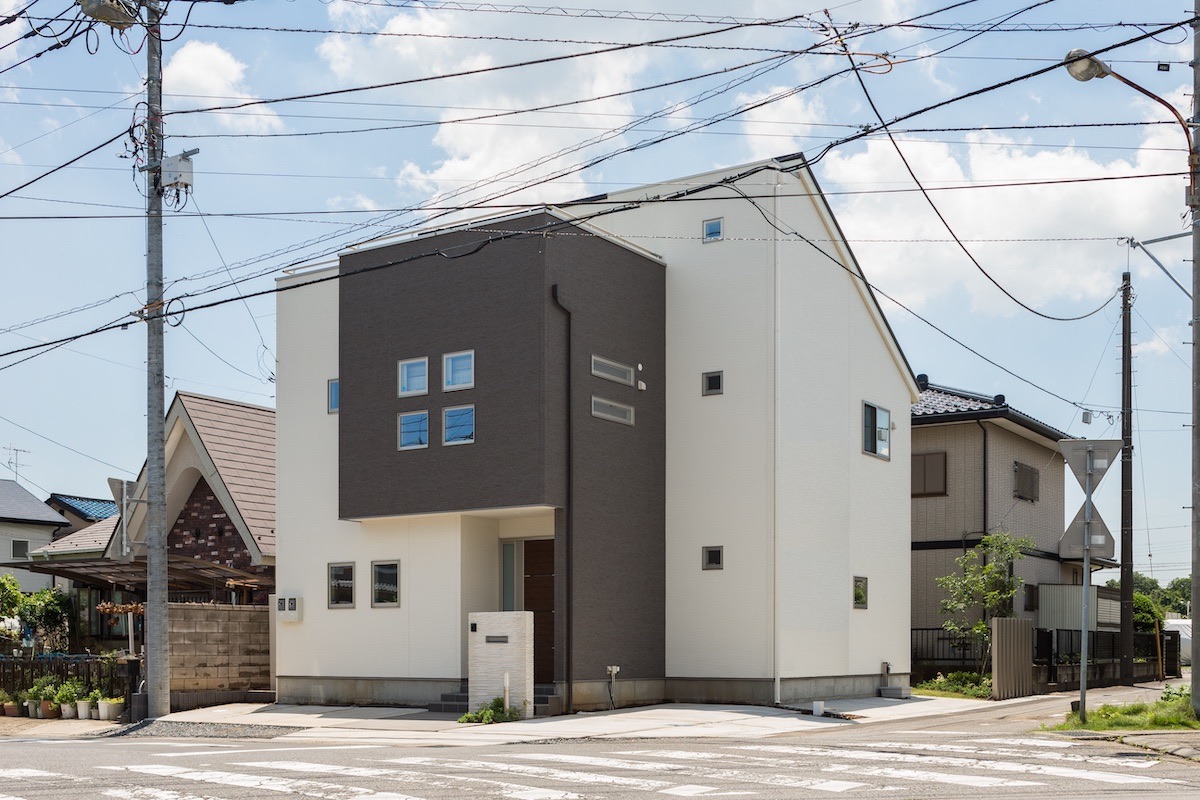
[911,420,1070,630]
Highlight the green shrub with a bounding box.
[28,675,59,703]
[1162,684,1192,702]
[458,697,523,724]
[53,678,85,705]
[914,671,993,699]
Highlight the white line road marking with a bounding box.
[971,738,1075,748]
[237,761,582,799]
[736,745,1177,785]
[99,764,426,799]
[511,753,862,793]
[157,745,386,758]
[103,743,241,749]
[0,770,63,779]
[0,794,31,800]
[103,787,230,800]
[821,764,1042,788]
[388,757,675,792]
[858,740,1158,768]
[657,787,755,797]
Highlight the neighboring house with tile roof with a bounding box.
[275,158,920,713]
[910,375,1078,644]
[7,393,276,650]
[0,479,69,591]
[45,493,119,539]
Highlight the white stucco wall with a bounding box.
[1,522,53,591]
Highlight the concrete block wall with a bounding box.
[468,611,533,718]
[168,603,271,692]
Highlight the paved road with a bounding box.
[1,724,1197,799]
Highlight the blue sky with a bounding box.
[0,0,1193,581]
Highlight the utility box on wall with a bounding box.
[468,611,534,718]
[276,596,303,622]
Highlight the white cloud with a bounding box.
[738,89,827,162]
[162,41,283,134]
[326,192,381,212]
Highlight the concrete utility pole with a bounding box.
[1191,0,1200,717]
[143,0,169,721]
[1120,272,1133,685]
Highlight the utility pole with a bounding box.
[143,0,169,721]
[1120,272,1133,684]
[1191,0,1200,717]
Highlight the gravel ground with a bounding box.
[100,720,304,739]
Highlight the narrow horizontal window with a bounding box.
[444,405,475,445]
[327,379,340,413]
[591,354,634,386]
[444,350,475,391]
[398,357,428,397]
[591,396,634,426]
[398,410,429,450]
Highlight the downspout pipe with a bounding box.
[975,420,989,539]
[551,283,574,714]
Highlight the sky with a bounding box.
[0,0,1195,582]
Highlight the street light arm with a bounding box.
[1107,69,1194,155]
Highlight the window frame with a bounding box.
[853,576,869,609]
[862,401,891,460]
[327,379,340,414]
[443,350,475,392]
[1014,461,1040,502]
[702,371,723,396]
[702,217,723,242]
[398,357,429,398]
[371,560,400,608]
[443,404,476,446]
[911,452,947,497]
[591,395,635,426]
[398,410,430,450]
[702,545,723,570]
[591,354,634,386]
[11,539,29,560]
[328,562,355,608]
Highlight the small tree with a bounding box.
[17,588,72,653]
[0,575,20,643]
[936,532,1033,673]
[1132,592,1164,633]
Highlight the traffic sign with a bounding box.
[1058,439,1122,491]
[1059,504,1116,559]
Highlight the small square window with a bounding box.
[702,218,723,242]
[863,402,890,459]
[444,350,475,391]
[328,563,354,608]
[592,396,634,426]
[327,379,340,413]
[912,452,946,496]
[11,540,29,560]
[702,371,723,396]
[444,405,475,445]
[399,357,428,397]
[591,354,634,386]
[398,411,429,450]
[853,576,868,609]
[372,561,400,607]
[1014,461,1040,502]
[702,545,723,570]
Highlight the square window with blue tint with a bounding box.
[398,410,429,450]
[399,357,428,397]
[444,350,474,391]
[703,218,723,241]
[444,405,475,445]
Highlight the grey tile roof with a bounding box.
[0,479,69,526]
[48,494,119,522]
[178,393,276,557]
[912,385,1006,417]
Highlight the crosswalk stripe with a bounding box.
[237,761,581,799]
[103,787,229,800]
[388,757,675,792]
[0,770,62,779]
[820,764,1042,788]
[736,745,1175,785]
[971,738,1075,748]
[0,794,31,800]
[510,753,865,793]
[157,746,386,758]
[99,764,426,799]
[859,740,1158,768]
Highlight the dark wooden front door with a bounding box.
[523,539,555,685]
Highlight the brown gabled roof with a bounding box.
[177,393,276,557]
[31,514,118,557]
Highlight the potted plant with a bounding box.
[86,688,102,720]
[31,675,60,719]
[54,679,83,719]
[16,688,32,717]
[98,695,125,722]
[0,688,16,717]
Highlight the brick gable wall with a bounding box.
[168,477,274,603]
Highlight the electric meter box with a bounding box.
[276,596,303,622]
[162,154,194,190]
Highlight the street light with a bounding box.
[1064,45,1200,714]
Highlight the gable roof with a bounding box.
[32,514,117,557]
[47,493,118,522]
[0,479,69,527]
[912,375,1070,447]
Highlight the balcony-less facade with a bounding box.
[275,159,918,710]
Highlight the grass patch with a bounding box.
[913,671,992,699]
[1053,685,1199,731]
